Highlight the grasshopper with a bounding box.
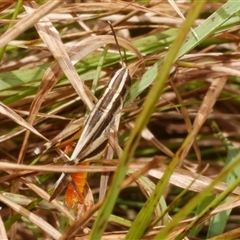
[48,22,132,214]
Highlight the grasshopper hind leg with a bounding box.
[64,161,93,219]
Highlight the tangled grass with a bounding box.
[1,1,240,239]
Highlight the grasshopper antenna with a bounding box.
[107,21,126,68]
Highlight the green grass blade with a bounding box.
[0,66,47,91]
[125,2,206,239]
[207,122,240,237]
[91,46,109,94]
[157,150,240,240]
[177,0,240,59]
[127,1,240,108]
[90,1,206,239]
[189,195,216,237]
[0,0,23,62]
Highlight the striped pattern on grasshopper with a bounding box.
[48,23,132,215]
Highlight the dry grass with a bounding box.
[1,0,240,239]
